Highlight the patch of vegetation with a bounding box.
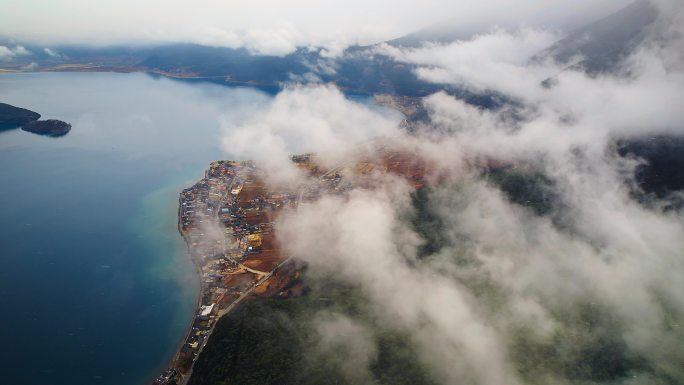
[188,273,439,385]
[409,188,448,258]
[485,167,557,216]
[511,302,650,384]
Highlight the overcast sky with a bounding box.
[0,0,631,55]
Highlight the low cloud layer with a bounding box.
[0,0,630,56]
[0,45,29,61]
[378,28,560,97]
[221,85,401,185]
[214,1,684,383]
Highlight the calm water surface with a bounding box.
[0,72,273,385]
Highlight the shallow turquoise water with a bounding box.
[0,72,273,385]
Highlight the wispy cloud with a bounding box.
[0,45,31,61]
[43,47,61,58]
[214,1,684,382]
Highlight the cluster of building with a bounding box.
[155,150,429,385]
[155,160,299,385]
[153,369,178,385]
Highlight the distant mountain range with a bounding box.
[0,1,660,99]
[3,1,678,199]
[537,0,657,73]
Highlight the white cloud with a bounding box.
[221,84,401,185]
[12,45,29,55]
[312,313,378,382]
[0,46,13,61]
[0,0,631,56]
[278,186,521,384]
[265,80,684,382]
[378,27,560,97]
[381,1,684,141]
[43,47,60,58]
[205,2,684,382]
[243,24,302,56]
[21,62,38,71]
[0,45,31,61]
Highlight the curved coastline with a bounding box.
[175,194,204,356]
[152,161,296,385]
[162,177,209,384]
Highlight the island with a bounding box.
[0,102,40,130]
[21,119,72,137]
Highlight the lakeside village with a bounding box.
[153,148,430,385]
[153,159,304,385]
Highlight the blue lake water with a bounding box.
[0,72,274,385]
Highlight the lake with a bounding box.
[0,72,274,385]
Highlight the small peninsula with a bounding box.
[0,102,71,136]
[0,102,40,130]
[21,119,72,137]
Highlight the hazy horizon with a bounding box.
[0,0,630,56]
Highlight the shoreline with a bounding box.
[151,161,297,385]
[165,171,210,385]
[170,195,204,372]
[0,67,377,97]
[147,177,207,385]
